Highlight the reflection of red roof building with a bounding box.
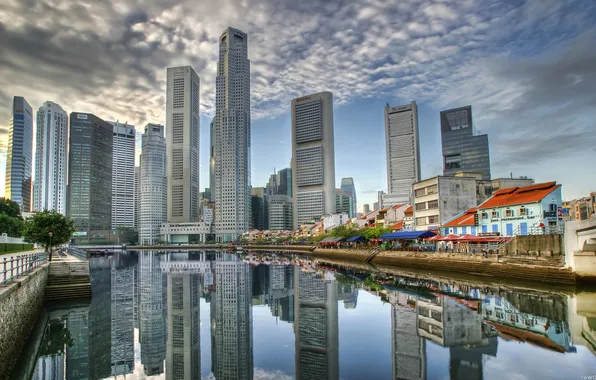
[430,293,480,311]
[486,321,566,353]
[478,182,561,209]
[442,208,477,228]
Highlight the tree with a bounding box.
[39,317,74,356]
[23,211,75,253]
[361,225,392,240]
[0,197,24,237]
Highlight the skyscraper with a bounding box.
[5,96,33,212]
[340,177,356,218]
[440,105,491,179]
[335,188,354,218]
[109,121,136,228]
[134,166,140,228]
[68,113,113,235]
[166,66,200,223]
[214,27,251,242]
[268,195,293,230]
[209,117,215,202]
[278,168,293,197]
[363,204,371,214]
[385,101,420,204]
[251,187,267,231]
[139,124,167,245]
[291,91,336,227]
[33,101,68,214]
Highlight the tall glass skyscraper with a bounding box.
[340,177,356,217]
[214,27,251,242]
[440,106,491,179]
[5,96,33,212]
[34,101,68,214]
[67,112,113,235]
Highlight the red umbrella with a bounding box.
[458,234,476,241]
[443,234,460,241]
[426,234,443,241]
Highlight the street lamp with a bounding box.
[48,232,53,261]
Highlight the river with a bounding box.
[13,250,596,379]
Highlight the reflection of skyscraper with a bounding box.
[32,355,65,380]
[89,257,112,378]
[294,270,339,380]
[65,308,90,380]
[139,252,166,375]
[166,269,201,380]
[389,292,426,380]
[111,256,135,375]
[213,258,253,379]
[449,336,498,380]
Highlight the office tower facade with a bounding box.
[209,118,215,202]
[166,270,201,380]
[278,168,293,197]
[389,292,426,380]
[111,258,135,375]
[134,166,140,228]
[266,170,278,196]
[340,177,356,218]
[214,27,251,242]
[139,124,167,245]
[166,66,200,223]
[440,106,491,179]
[363,204,371,214]
[335,188,354,218]
[291,91,336,227]
[33,101,68,214]
[68,113,113,234]
[5,96,33,212]
[294,270,339,380]
[385,101,421,204]
[268,195,293,230]
[110,121,136,228]
[250,187,268,231]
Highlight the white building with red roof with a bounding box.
[476,181,562,236]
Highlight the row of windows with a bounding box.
[295,146,324,187]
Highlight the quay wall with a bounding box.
[501,234,564,255]
[0,265,48,379]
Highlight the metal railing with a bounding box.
[1,253,48,286]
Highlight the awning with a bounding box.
[346,235,365,242]
[319,237,344,243]
[380,230,437,240]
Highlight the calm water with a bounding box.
[17,250,596,380]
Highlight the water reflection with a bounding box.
[26,250,596,380]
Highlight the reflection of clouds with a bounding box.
[202,368,293,380]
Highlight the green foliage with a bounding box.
[0,197,21,219]
[22,210,75,251]
[361,225,392,240]
[363,275,384,291]
[39,318,74,356]
[329,224,359,239]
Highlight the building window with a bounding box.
[427,200,438,209]
[505,209,514,217]
[415,202,426,211]
[415,217,426,225]
[428,215,438,224]
[427,185,438,195]
[520,207,527,216]
[414,188,426,197]
[491,211,499,218]
[445,154,461,169]
[481,212,488,220]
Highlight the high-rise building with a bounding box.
[266,170,278,196]
[111,256,135,375]
[340,178,356,218]
[440,106,491,179]
[335,188,354,218]
[134,166,140,228]
[5,96,33,212]
[209,117,215,202]
[33,101,68,214]
[166,66,200,223]
[68,112,113,235]
[214,27,251,242]
[291,92,336,227]
[251,187,268,231]
[139,124,167,245]
[268,195,293,230]
[363,204,371,214]
[278,168,292,197]
[109,121,136,228]
[385,101,420,204]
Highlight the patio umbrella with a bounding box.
[426,234,443,241]
[458,234,476,241]
[443,234,461,241]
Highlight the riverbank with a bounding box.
[244,245,577,286]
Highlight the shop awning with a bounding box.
[346,235,365,242]
[380,231,437,240]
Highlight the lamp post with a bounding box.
[48,231,53,261]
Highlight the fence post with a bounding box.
[2,257,6,285]
[10,256,14,282]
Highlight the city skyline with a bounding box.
[1,1,596,210]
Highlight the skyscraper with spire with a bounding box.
[214,27,251,242]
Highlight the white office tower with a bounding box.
[111,260,134,375]
[390,292,426,380]
[385,101,421,205]
[213,258,253,379]
[139,124,167,245]
[166,66,200,223]
[134,166,140,228]
[291,92,336,227]
[214,27,251,242]
[109,121,136,228]
[33,101,68,213]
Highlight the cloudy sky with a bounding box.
[1,0,595,210]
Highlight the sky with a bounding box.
[0,0,595,212]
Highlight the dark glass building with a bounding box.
[5,96,33,212]
[440,106,491,179]
[67,112,113,235]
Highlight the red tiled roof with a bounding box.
[379,207,388,212]
[478,182,560,209]
[390,221,404,230]
[442,208,477,227]
[404,205,414,214]
[392,203,405,210]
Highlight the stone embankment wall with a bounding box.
[0,265,48,380]
[501,234,564,255]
